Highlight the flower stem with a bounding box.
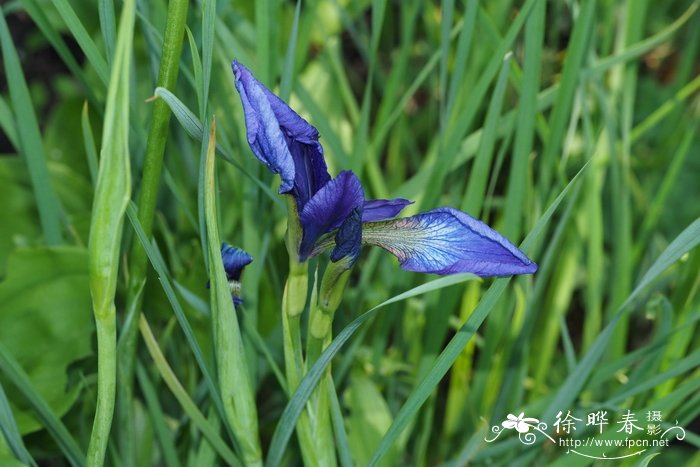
[281,196,321,466]
[282,260,308,390]
[305,259,352,467]
[117,0,188,461]
[86,307,117,467]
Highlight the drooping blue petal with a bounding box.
[362,198,413,222]
[299,170,364,260]
[221,243,253,281]
[362,207,537,276]
[232,61,330,209]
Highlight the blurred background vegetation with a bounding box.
[0,0,699,465]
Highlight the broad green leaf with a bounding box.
[0,247,93,433]
[0,160,41,277]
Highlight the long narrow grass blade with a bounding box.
[134,363,181,467]
[125,203,228,425]
[0,382,35,466]
[81,103,99,185]
[279,0,301,101]
[502,0,544,239]
[98,0,116,65]
[583,2,698,78]
[542,217,700,421]
[420,0,540,211]
[153,87,283,207]
[461,52,513,216]
[138,316,241,466]
[50,0,110,85]
[204,120,262,465]
[201,0,216,116]
[0,342,84,466]
[538,0,595,191]
[0,10,63,245]
[18,0,100,103]
[0,96,18,149]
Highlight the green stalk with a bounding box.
[282,196,308,391]
[87,311,118,467]
[86,0,135,464]
[204,120,261,466]
[305,260,353,467]
[117,0,188,461]
[281,196,319,466]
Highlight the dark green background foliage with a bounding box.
[0,0,699,465]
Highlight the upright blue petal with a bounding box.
[362,198,413,222]
[299,170,364,260]
[232,61,331,210]
[362,207,537,276]
[221,243,253,281]
[262,85,331,208]
[232,61,295,192]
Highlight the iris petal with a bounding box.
[232,61,330,209]
[262,86,331,208]
[362,207,537,276]
[331,208,363,263]
[221,243,253,281]
[232,61,295,193]
[362,198,413,222]
[299,171,364,260]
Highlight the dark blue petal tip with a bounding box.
[221,243,253,281]
[362,198,414,222]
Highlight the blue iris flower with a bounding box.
[232,61,537,277]
[220,243,253,305]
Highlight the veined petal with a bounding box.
[362,207,537,276]
[362,198,413,222]
[299,171,364,260]
[232,61,330,209]
[221,243,253,281]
